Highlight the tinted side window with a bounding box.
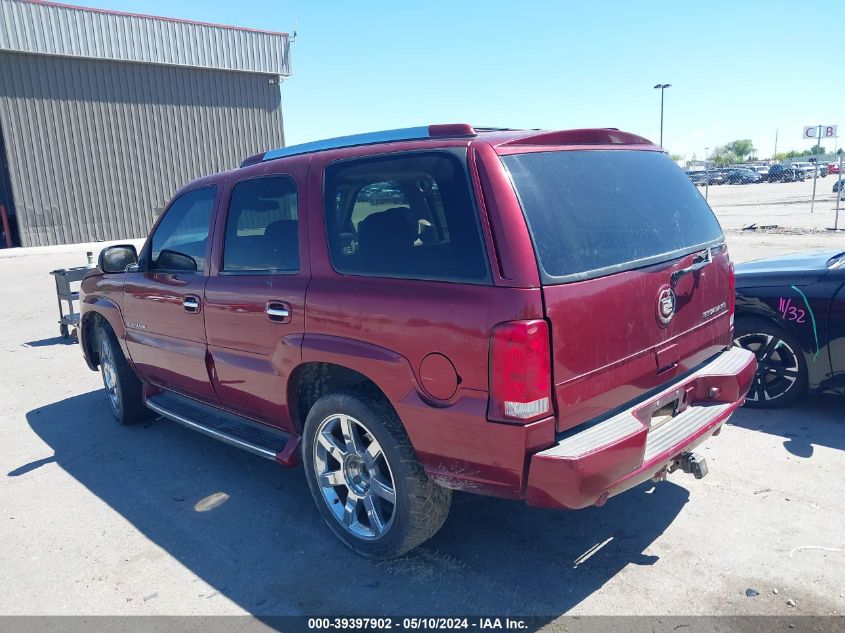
[150,186,216,272]
[222,176,299,273]
[324,152,488,282]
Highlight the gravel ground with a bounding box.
[0,236,842,620]
[706,176,844,231]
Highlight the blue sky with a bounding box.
[67,0,844,159]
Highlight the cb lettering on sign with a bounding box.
[803,125,838,139]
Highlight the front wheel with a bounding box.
[302,391,451,559]
[733,317,808,408]
[98,327,148,424]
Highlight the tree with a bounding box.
[722,139,756,162]
[711,139,757,165]
[837,148,844,155]
[713,152,737,166]
[669,153,683,162]
[808,144,826,155]
[711,145,737,166]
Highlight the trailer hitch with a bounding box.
[669,451,709,479]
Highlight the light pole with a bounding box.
[654,83,672,148]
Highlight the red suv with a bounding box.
[80,125,755,558]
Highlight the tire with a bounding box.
[98,325,148,424]
[733,316,808,409]
[302,390,452,559]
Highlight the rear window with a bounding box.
[502,150,724,282]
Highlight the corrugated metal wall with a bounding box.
[0,0,290,76]
[0,50,285,246]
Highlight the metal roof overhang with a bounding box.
[0,0,290,76]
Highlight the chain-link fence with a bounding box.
[686,154,845,232]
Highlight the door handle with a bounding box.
[183,296,201,313]
[266,301,291,322]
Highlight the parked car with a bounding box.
[793,161,826,178]
[734,251,845,408]
[80,124,755,558]
[766,164,805,182]
[828,161,840,175]
[810,161,829,177]
[363,186,405,205]
[687,170,725,186]
[687,170,705,185]
[687,170,714,185]
[791,161,813,174]
[723,168,763,184]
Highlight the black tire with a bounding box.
[734,316,808,409]
[302,390,451,559]
[97,325,148,424]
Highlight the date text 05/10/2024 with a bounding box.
[306,617,528,630]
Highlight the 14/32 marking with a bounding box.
[778,297,806,324]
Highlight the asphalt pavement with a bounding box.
[0,235,842,620]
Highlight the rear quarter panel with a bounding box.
[301,142,552,496]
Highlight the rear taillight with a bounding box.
[728,259,736,328]
[488,320,552,423]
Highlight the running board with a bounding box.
[146,391,300,466]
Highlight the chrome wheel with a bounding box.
[313,413,396,540]
[734,332,801,403]
[100,337,120,414]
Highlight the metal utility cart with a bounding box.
[50,260,92,338]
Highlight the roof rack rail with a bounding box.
[245,124,477,166]
[473,126,527,132]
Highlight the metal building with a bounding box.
[0,0,290,247]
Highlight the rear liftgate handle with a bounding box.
[670,246,715,288]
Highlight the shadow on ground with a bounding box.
[22,391,690,618]
[727,394,845,457]
[22,336,76,348]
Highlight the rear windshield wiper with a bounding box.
[670,246,715,287]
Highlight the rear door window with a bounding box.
[501,150,724,282]
[222,176,299,273]
[323,152,489,282]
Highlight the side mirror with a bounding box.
[157,249,197,272]
[98,244,138,273]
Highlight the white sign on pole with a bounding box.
[803,125,838,139]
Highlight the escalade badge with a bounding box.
[656,286,676,326]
